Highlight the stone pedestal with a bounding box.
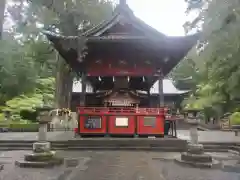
[0,164,3,171]
[175,117,217,168]
[33,142,51,153]
[15,106,63,168]
[175,142,215,168]
[38,123,48,142]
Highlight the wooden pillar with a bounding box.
[80,73,86,106]
[158,74,164,107]
[147,89,151,107]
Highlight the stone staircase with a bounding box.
[0,138,188,152]
[0,139,236,153]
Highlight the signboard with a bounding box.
[84,116,102,129]
[144,116,156,127]
[115,117,128,127]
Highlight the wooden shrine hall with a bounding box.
[44,0,199,137]
[71,78,189,109]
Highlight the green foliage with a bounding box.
[0,122,39,131]
[0,36,38,103]
[5,94,42,113]
[230,112,240,125]
[0,0,115,114]
[172,0,240,119]
[0,113,4,121]
[1,77,55,121]
[9,123,39,132]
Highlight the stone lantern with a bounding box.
[175,109,217,168]
[33,105,53,153]
[15,105,63,168]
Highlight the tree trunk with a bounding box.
[54,52,73,109]
[0,0,6,39]
[54,52,61,108]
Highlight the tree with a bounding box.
[0,35,38,104]
[0,0,6,39]
[9,0,114,108]
[22,0,112,107]
[172,0,240,118]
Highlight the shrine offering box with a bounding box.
[78,115,107,135]
[108,116,136,136]
[136,115,164,137]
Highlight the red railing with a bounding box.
[77,107,164,115]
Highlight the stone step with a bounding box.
[64,146,186,151]
[229,145,240,152]
[203,144,232,149]
[15,157,63,168]
[0,145,232,152]
[0,139,237,152]
[0,139,188,147]
[0,146,186,151]
[175,158,221,169]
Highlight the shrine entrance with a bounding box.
[45,0,199,138]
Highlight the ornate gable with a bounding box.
[104,91,140,106]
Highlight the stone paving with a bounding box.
[0,150,240,180]
[0,132,65,141]
[177,130,240,143]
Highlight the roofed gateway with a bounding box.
[44,0,199,137]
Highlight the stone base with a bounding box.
[16,142,63,168]
[15,157,63,168]
[181,152,212,163]
[175,157,220,169]
[187,144,204,154]
[174,143,219,168]
[33,142,51,153]
[24,151,55,162]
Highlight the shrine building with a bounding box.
[44,0,199,137]
[71,78,189,110]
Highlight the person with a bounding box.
[164,107,171,135]
[74,128,78,138]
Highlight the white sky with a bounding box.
[5,0,189,36]
[125,0,188,36]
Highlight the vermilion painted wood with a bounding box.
[86,59,155,76]
[136,115,164,135]
[77,107,167,136]
[108,116,135,135]
[77,107,163,115]
[79,115,107,134]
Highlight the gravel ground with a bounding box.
[0,150,240,180]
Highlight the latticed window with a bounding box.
[84,116,102,129]
[144,116,156,127]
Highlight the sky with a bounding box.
[123,0,188,36]
[5,0,189,37]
